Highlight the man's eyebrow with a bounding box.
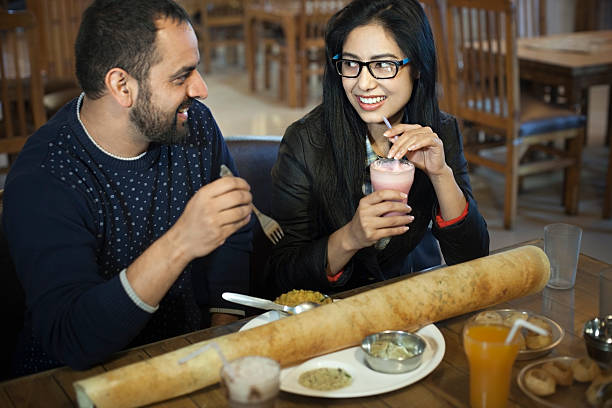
[341,52,401,60]
[169,64,198,79]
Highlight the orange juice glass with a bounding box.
[463,320,520,408]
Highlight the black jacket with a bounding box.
[267,106,489,295]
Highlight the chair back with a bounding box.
[0,9,46,169]
[298,0,346,106]
[28,0,90,84]
[516,0,546,37]
[445,0,519,137]
[199,0,245,73]
[225,136,281,300]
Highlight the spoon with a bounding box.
[222,292,320,315]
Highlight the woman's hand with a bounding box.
[344,190,414,250]
[384,124,447,178]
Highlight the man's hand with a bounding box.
[173,176,252,260]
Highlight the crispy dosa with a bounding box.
[74,245,549,407]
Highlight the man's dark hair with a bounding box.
[75,0,192,99]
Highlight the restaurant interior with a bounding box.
[3,0,609,261]
[1,0,612,406]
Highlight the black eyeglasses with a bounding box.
[332,54,411,79]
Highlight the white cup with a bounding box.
[544,223,582,290]
[220,356,280,407]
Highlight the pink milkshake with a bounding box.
[370,158,415,216]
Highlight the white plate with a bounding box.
[239,312,445,398]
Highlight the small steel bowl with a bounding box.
[361,330,426,374]
[583,315,612,364]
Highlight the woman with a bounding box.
[267,0,489,294]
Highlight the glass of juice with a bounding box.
[463,318,521,408]
[369,158,415,216]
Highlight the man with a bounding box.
[2,0,253,375]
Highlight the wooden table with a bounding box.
[1,240,609,407]
[518,30,612,218]
[518,30,612,136]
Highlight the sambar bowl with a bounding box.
[361,330,426,374]
[583,315,612,364]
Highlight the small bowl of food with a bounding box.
[472,309,564,360]
[583,315,612,365]
[361,330,426,374]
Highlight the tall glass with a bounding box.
[463,319,521,408]
[369,158,415,216]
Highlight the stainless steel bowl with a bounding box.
[361,331,426,374]
[583,315,612,364]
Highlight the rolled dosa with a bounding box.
[74,245,549,407]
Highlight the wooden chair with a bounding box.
[516,0,545,37]
[198,0,245,73]
[298,0,345,106]
[444,0,586,229]
[27,0,90,116]
[0,9,46,173]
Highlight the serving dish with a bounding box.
[241,312,445,398]
[517,356,592,408]
[472,309,564,360]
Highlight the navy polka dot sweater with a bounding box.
[2,96,252,374]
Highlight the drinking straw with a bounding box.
[504,318,549,345]
[178,341,231,375]
[382,116,398,142]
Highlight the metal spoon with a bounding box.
[222,292,320,315]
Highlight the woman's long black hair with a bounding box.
[313,0,441,232]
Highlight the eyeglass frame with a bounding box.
[332,54,411,79]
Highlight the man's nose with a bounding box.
[189,70,208,99]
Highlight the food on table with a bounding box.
[503,311,529,327]
[515,331,526,350]
[524,368,556,396]
[586,374,612,406]
[571,357,601,382]
[274,289,332,307]
[542,360,573,386]
[525,316,553,350]
[73,246,550,408]
[297,367,352,391]
[527,316,552,332]
[474,311,503,325]
[369,339,414,359]
[525,333,553,350]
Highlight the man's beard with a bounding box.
[130,80,192,144]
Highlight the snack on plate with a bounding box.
[474,311,503,325]
[527,316,552,332]
[526,333,553,350]
[297,367,352,391]
[571,357,601,382]
[525,316,553,350]
[524,368,556,396]
[275,289,332,307]
[542,360,573,386]
[503,311,529,328]
[586,374,612,406]
[515,331,526,350]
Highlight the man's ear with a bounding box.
[105,68,135,107]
